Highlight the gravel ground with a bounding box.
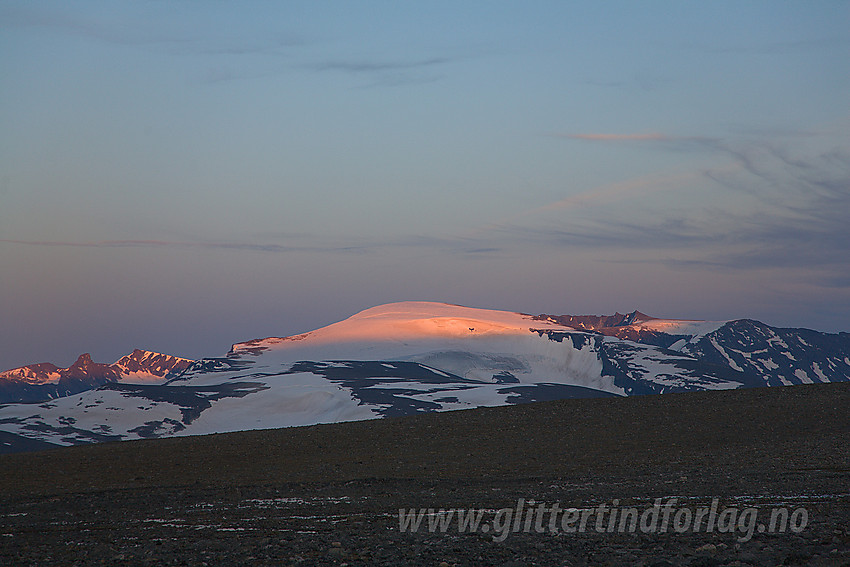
[1,382,848,566]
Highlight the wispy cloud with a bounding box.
[556,131,720,147]
[583,71,672,92]
[4,126,846,285]
[463,167,710,244]
[0,234,501,258]
[554,131,730,158]
[563,133,666,141]
[313,57,450,73]
[0,239,368,254]
[507,134,850,285]
[0,4,300,56]
[309,56,453,87]
[1,4,185,49]
[532,171,696,214]
[675,37,850,56]
[558,129,846,193]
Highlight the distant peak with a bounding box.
[73,353,94,366]
[621,310,654,325]
[111,349,194,380]
[65,353,116,379]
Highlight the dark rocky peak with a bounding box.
[113,349,194,376]
[64,353,120,380]
[69,353,95,370]
[620,310,654,326]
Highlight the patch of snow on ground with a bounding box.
[794,369,813,384]
[177,372,377,437]
[0,389,185,445]
[768,334,791,350]
[710,338,744,372]
[118,371,171,385]
[811,362,828,383]
[638,319,727,337]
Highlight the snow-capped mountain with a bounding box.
[0,302,847,453]
[0,350,193,404]
[112,349,195,384]
[538,311,850,387]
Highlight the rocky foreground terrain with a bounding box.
[1,382,848,566]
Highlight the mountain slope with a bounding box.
[1,301,847,452]
[537,310,850,388]
[676,319,850,386]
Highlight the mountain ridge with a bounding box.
[0,350,193,404]
[1,301,847,453]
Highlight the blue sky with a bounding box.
[2,1,849,370]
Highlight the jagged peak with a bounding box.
[71,353,95,367]
[621,310,655,325]
[1,350,194,386]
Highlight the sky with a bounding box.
[1,1,849,371]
